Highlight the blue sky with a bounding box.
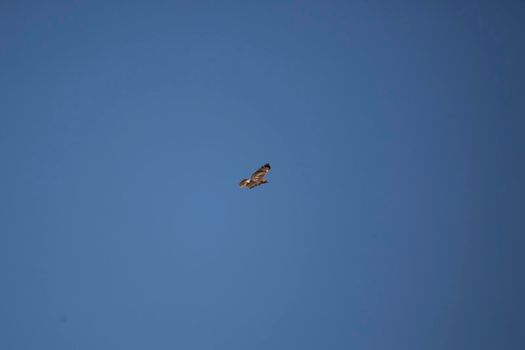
[1,1,524,349]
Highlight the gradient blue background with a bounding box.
[1,1,524,349]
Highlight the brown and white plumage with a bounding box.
[239,163,271,189]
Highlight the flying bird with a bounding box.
[239,163,271,189]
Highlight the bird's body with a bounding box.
[239,163,271,189]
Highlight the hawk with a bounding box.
[239,163,271,189]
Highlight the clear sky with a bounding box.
[1,1,524,349]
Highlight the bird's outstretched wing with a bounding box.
[239,179,250,187]
[250,163,271,181]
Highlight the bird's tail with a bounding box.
[239,179,250,188]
